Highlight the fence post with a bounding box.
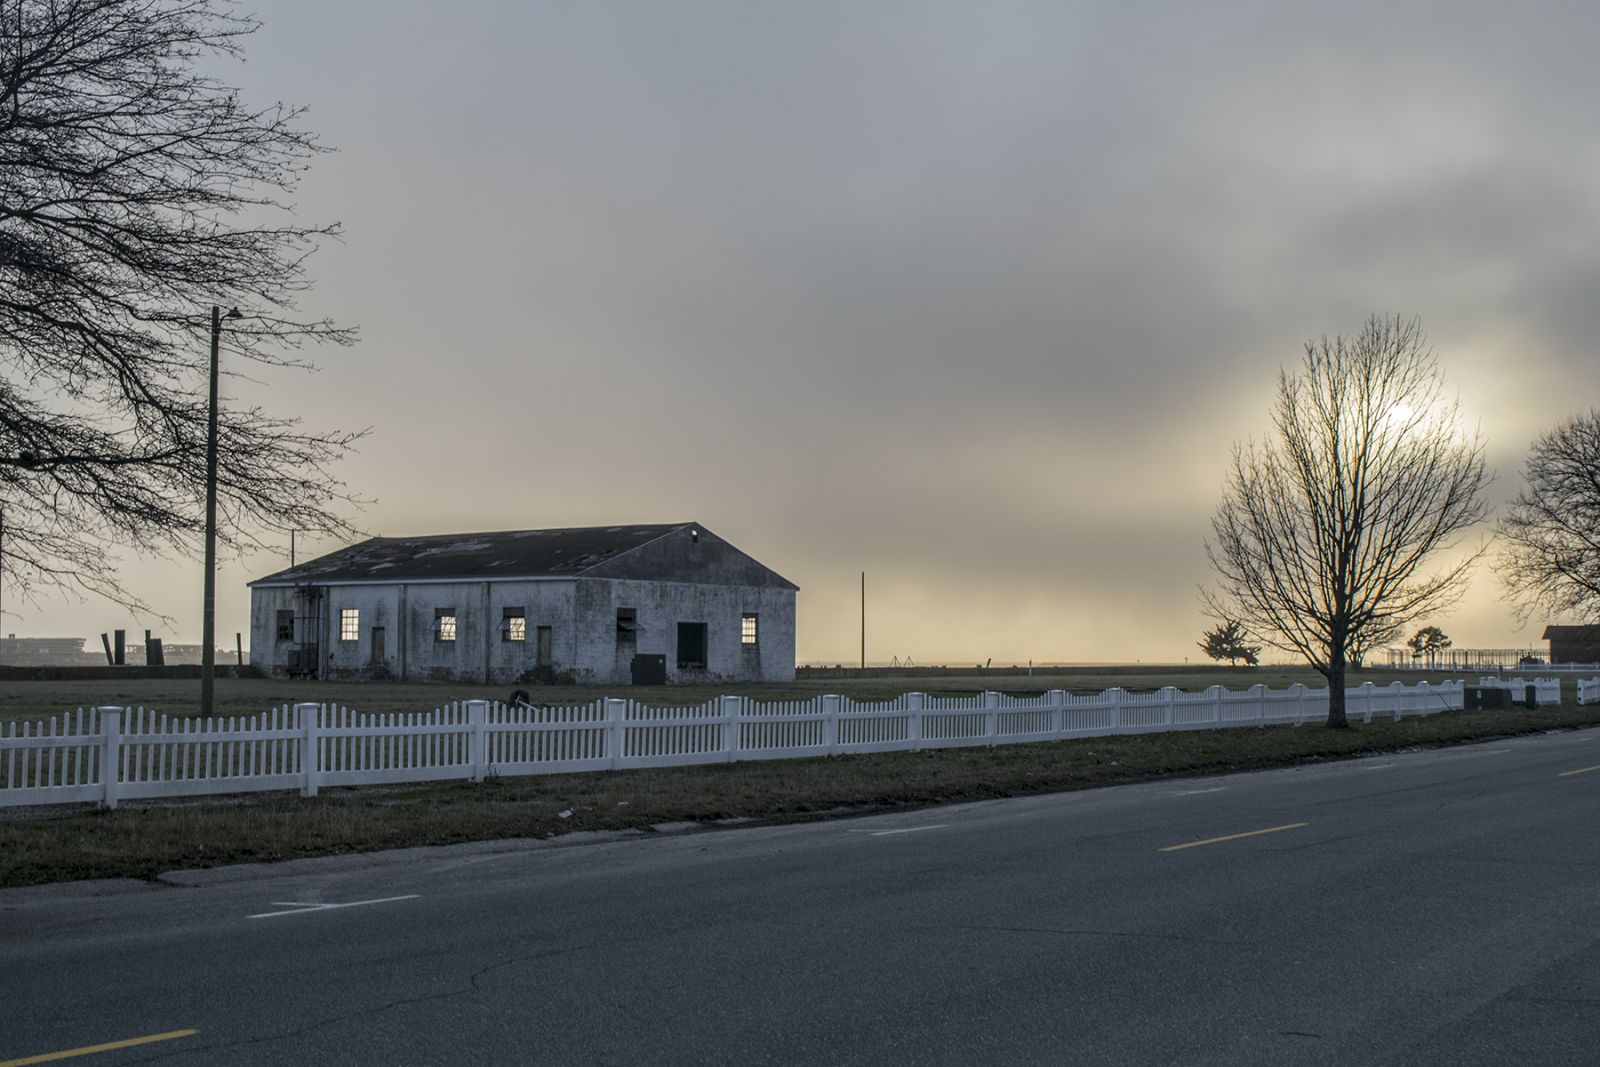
[1389,681,1404,721]
[1048,689,1066,738]
[1209,685,1225,726]
[1361,682,1375,725]
[97,707,122,810]
[822,694,840,755]
[983,690,999,745]
[721,695,742,763]
[296,702,321,797]
[1254,683,1266,724]
[908,692,924,752]
[1109,687,1123,732]
[1291,683,1305,726]
[606,698,627,769]
[465,699,489,782]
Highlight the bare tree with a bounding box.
[1204,315,1489,727]
[1498,410,1600,622]
[0,0,361,614]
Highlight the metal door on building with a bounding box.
[294,585,324,679]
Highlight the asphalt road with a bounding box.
[4,728,1600,1065]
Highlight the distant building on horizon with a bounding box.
[0,635,97,666]
[1542,624,1600,665]
[247,522,797,686]
[0,635,226,667]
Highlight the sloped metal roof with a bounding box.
[251,524,689,585]
[1541,624,1600,640]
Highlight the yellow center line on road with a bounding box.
[1557,763,1600,778]
[0,1029,198,1067]
[1159,822,1308,853]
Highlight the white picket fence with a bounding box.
[1477,676,1566,705]
[0,678,1516,810]
[1577,677,1600,705]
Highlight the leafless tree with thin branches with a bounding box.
[1498,410,1600,623]
[0,0,362,615]
[1204,315,1489,727]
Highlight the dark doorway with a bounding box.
[677,622,707,669]
[370,625,385,666]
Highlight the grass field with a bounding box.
[2,666,1597,889]
[0,664,1503,725]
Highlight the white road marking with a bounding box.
[1361,763,1394,771]
[247,894,420,920]
[1169,787,1226,797]
[847,824,949,837]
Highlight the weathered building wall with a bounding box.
[573,578,795,685]
[1549,631,1600,664]
[251,580,581,683]
[248,589,285,671]
[250,570,796,685]
[483,581,577,683]
[249,586,327,677]
[388,579,577,684]
[324,584,398,679]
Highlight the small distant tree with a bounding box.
[1406,625,1452,667]
[1498,410,1600,621]
[1199,620,1262,667]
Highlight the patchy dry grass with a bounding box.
[0,665,1504,725]
[4,701,1599,888]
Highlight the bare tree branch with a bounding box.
[0,0,363,616]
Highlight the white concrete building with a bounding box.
[248,523,797,686]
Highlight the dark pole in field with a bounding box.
[860,571,865,670]
[201,305,241,718]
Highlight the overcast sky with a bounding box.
[17,1,1600,664]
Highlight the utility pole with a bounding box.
[860,571,865,670]
[201,305,241,718]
